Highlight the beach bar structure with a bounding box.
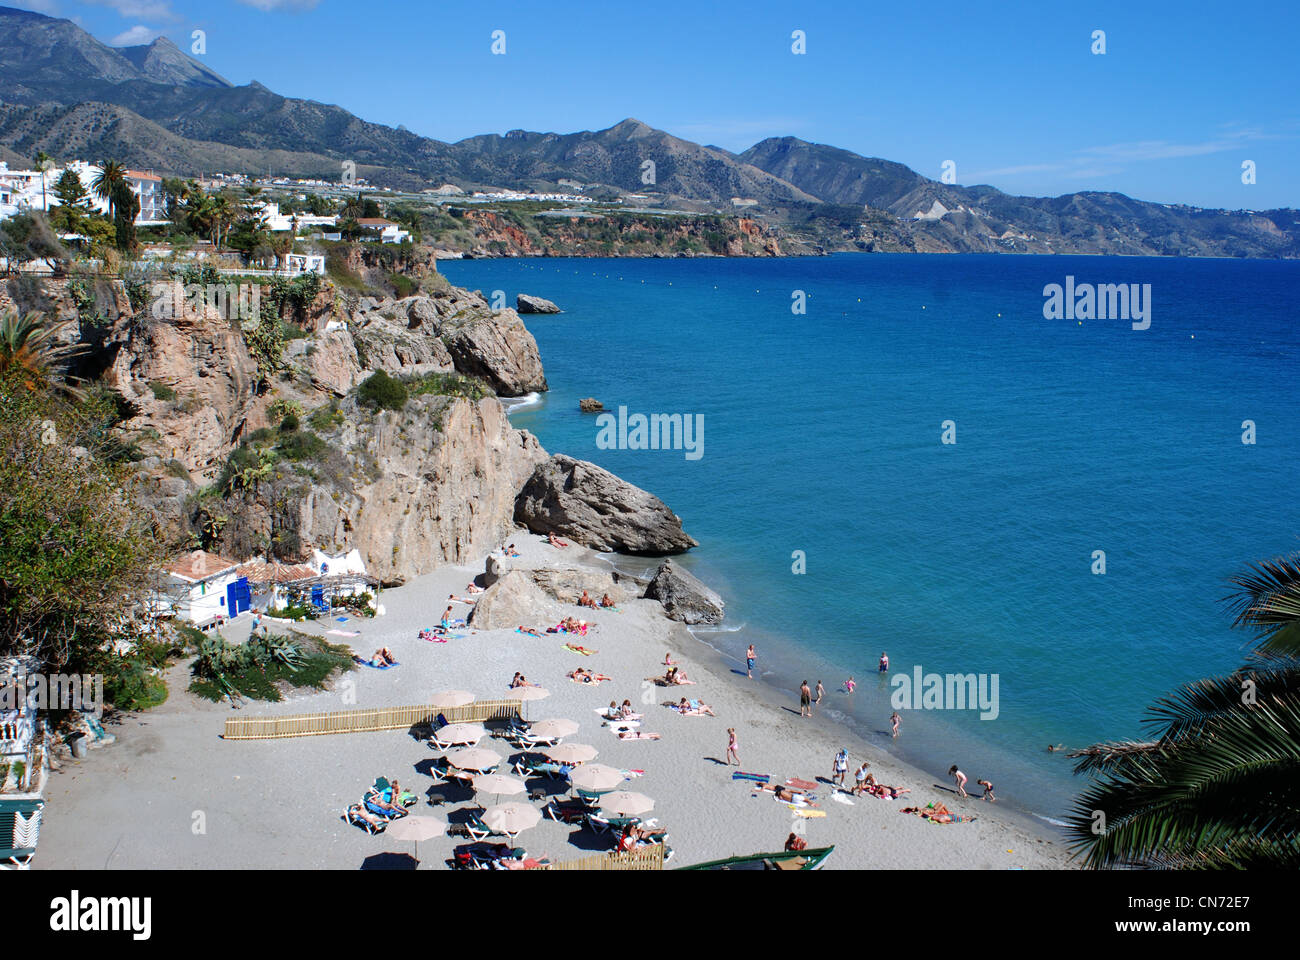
[0,656,46,870]
[162,549,247,627]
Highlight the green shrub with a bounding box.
[279,412,300,432]
[104,662,168,711]
[406,372,492,401]
[149,381,176,402]
[275,429,328,462]
[357,369,408,412]
[307,400,345,432]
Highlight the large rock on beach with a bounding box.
[643,559,725,624]
[514,454,698,554]
[482,553,510,588]
[469,570,565,630]
[516,294,562,314]
[531,568,640,605]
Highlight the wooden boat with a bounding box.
[676,845,834,871]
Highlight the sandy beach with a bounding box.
[36,534,1074,871]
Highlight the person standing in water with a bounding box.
[878,652,889,673]
[890,711,901,738]
[948,765,968,798]
[746,645,756,680]
[977,778,996,801]
[726,728,740,766]
[814,680,826,705]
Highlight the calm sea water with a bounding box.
[442,253,1300,825]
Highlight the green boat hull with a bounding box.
[676,845,834,871]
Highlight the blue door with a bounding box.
[311,585,325,610]
[226,577,251,616]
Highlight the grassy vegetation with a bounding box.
[406,371,492,402]
[357,369,408,411]
[188,629,354,703]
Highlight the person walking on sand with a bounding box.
[799,680,812,718]
[948,765,968,798]
[815,680,825,705]
[726,728,740,766]
[977,778,996,802]
[890,711,901,738]
[832,749,849,788]
[853,761,871,795]
[878,652,889,673]
[746,645,756,680]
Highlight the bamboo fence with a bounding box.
[221,699,521,740]
[540,843,665,871]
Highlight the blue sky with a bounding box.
[15,0,1300,209]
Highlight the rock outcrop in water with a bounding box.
[644,559,725,624]
[514,454,698,554]
[516,294,561,314]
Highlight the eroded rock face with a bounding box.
[442,308,547,397]
[104,300,266,480]
[531,568,638,605]
[514,454,698,554]
[353,308,455,375]
[297,329,363,396]
[644,559,724,624]
[468,570,565,630]
[516,294,561,314]
[218,395,548,583]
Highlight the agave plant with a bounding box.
[1066,551,1300,868]
[0,310,86,393]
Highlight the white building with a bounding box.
[281,252,326,276]
[254,201,337,233]
[163,550,247,626]
[0,160,169,225]
[353,217,411,243]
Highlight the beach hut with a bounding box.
[163,550,245,627]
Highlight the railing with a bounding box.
[221,699,522,740]
[540,843,665,871]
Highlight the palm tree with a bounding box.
[0,311,86,394]
[91,160,127,219]
[210,194,235,250]
[34,151,52,211]
[1065,552,1300,869]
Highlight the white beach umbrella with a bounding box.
[569,763,623,793]
[543,743,597,765]
[515,685,550,720]
[529,718,579,739]
[433,722,486,746]
[429,690,474,709]
[473,773,526,802]
[383,815,445,861]
[598,791,654,817]
[482,802,541,837]
[447,747,502,772]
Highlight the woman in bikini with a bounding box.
[726,728,740,766]
[617,730,662,741]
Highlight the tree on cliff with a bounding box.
[0,364,163,669]
[1066,552,1300,868]
[111,179,141,253]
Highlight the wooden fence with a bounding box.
[541,843,665,871]
[221,699,521,740]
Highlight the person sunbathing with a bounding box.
[568,668,611,684]
[510,673,527,689]
[366,648,396,667]
[618,822,665,851]
[548,532,569,548]
[517,625,543,637]
[364,789,403,815]
[578,590,597,608]
[619,699,640,720]
[674,697,716,717]
[600,594,616,608]
[870,784,910,799]
[467,582,484,594]
[449,593,475,605]
[755,783,813,804]
[347,803,386,830]
[664,667,697,685]
[617,730,662,740]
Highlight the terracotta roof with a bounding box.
[167,549,240,581]
[354,217,395,227]
[125,169,162,182]
[235,558,319,584]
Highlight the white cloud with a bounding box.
[85,0,179,20]
[235,0,321,10]
[109,24,161,45]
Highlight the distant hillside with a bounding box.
[0,4,1296,258]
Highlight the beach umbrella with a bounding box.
[569,763,623,793]
[433,722,486,747]
[529,718,579,740]
[447,747,502,772]
[383,815,445,863]
[514,685,550,720]
[543,743,597,765]
[429,690,474,709]
[473,773,525,803]
[482,802,541,838]
[598,791,654,817]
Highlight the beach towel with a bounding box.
[353,656,398,670]
[515,628,543,637]
[732,772,770,783]
[831,792,855,806]
[785,778,819,792]
[335,617,350,623]
[564,643,596,655]
[790,808,827,818]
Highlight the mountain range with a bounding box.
[1,4,1296,258]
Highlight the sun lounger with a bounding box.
[373,777,417,807]
[465,813,523,841]
[544,798,590,823]
[586,813,644,835]
[450,842,528,870]
[363,797,407,820]
[510,732,561,750]
[345,804,387,834]
[514,758,570,780]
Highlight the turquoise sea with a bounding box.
[442,254,1300,826]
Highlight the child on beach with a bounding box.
[890,711,901,738]
[948,765,968,798]
[726,728,740,766]
[844,676,856,693]
[815,680,825,704]
[977,778,996,801]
